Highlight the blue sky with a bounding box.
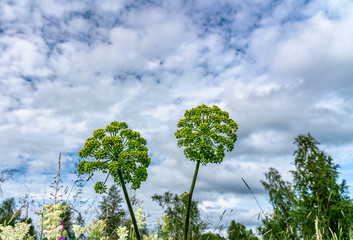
[1,0,353,233]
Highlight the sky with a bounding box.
[1,0,353,234]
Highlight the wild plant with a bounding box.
[38,202,67,240]
[0,221,33,240]
[0,204,32,240]
[78,121,151,240]
[175,104,238,240]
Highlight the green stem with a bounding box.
[117,170,141,240]
[40,211,44,240]
[184,160,201,240]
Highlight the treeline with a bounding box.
[0,186,257,239]
[0,133,352,239]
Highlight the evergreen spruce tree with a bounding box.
[98,184,126,239]
[0,198,21,226]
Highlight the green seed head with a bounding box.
[175,104,238,165]
[78,121,151,193]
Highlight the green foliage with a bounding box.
[98,185,126,239]
[291,133,353,239]
[61,203,75,240]
[228,220,259,240]
[259,168,297,239]
[261,168,295,216]
[152,191,206,239]
[0,198,21,226]
[78,121,151,192]
[175,104,238,165]
[200,232,226,240]
[260,133,353,240]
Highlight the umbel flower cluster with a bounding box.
[0,222,32,240]
[78,121,151,193]
[175,104,238,165]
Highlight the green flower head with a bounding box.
[78,121,151,192]
[175,104,238,165]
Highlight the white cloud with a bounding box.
[0,0,353,233]
[0,35,51,77]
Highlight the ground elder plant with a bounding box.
[175,104,238,240]
[78,121,151,240]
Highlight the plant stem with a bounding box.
[39,211,44,240]
[54,153,62,205]
[184,160,201,240]
[117,169,141,240]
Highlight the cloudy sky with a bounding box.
[1,0,353,233]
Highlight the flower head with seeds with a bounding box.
[175,104,238,165]
[175,104,238,240]
[78,121,151,193]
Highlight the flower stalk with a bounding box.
[175,105,238,240]
[118,169,141,240]
[184,160,200,240]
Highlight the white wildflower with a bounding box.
[117,226,128,240]
[88,219,105,239]
[0,222,31,240]
[134,207,146,229]
[72,224,87,239]
[39,202,67,240]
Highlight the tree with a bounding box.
[259,168,297,239]
[0,198,21,226]
[260,134,353,239]
[98,184,126,239]
[78,121,151,240]
[227,220,258,240]
[200,232,225,240]
[290,133,353,239]
[152,191,206,239]
[175,105,238,240]
[0,198,36,239]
